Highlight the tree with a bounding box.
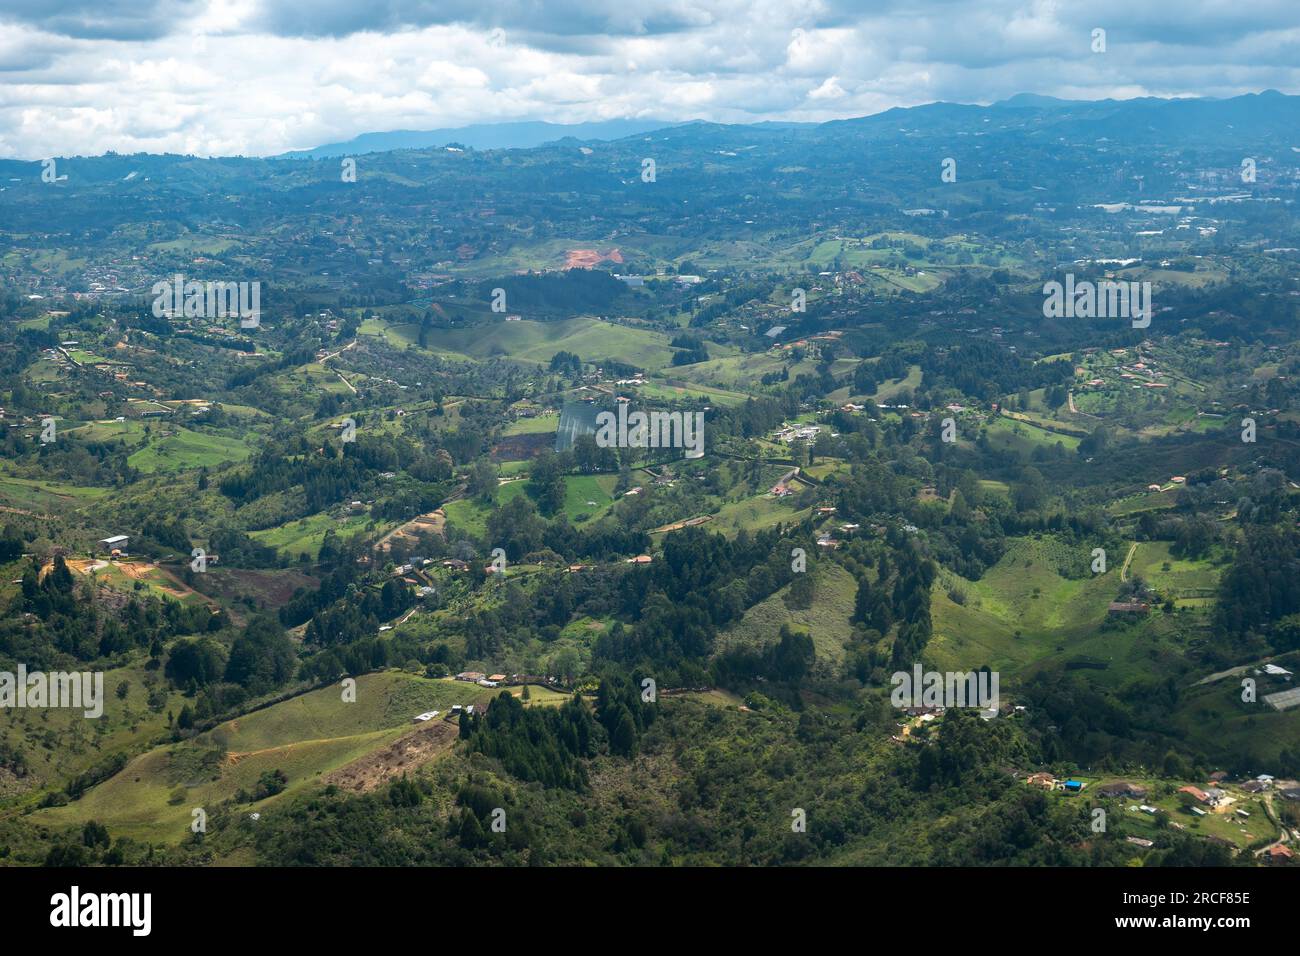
[853,576,872,625]
[551,648,581,684]
[468,459,497,501]
[785,570,815,610]
[81,821,110,849]
[1013,467,1047,512]
[224,617,296,693]
[529,451,566,517]
[457,807,486,849]
[949,488,971,522]
[609,706,638,758]
[1162,749,1190,780]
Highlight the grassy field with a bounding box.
[1047,776,1277,851]
[0,660,187,801]
[68,419,147,443]
[718,561,858,664]
[265,362,356,399]
[126,427,252,474]
[710,494,811,535]
[869,365,923,402]
[560,474,618,522]
[669,351,817,392]
[0,472,110,512]
[442,497,493,539]
[31,672,490,842]
[374,316,680,371]
[1126,541,1221,604]
[1110,486,1181,516]
[446,474,617,535]
[85,560,210,607]
[985,415,1081,454]
[635,378,751,407]
[927,537,1123,675]
[502,413,559,436]
[251,511,388,559]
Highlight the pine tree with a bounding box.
[853,575,872,625]
[609,706,638,758]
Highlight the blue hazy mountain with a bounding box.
[274,119,678,159]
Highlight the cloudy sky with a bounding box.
[2,0,1298,159]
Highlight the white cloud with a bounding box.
[807,76,846,101]
[0,0,1297,157]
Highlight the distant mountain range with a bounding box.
[266,91,1300,163]
[274,119,680,159]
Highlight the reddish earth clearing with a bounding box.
[564,248,623,269]
[321,720,459,794]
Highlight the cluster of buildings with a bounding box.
[455,671,508,688]
[773,423,821,444]
[1026,773,1091,793]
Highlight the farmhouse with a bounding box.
[98,534,130,556]
[1108,601,1150,615]
[1204,787,1236,811]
